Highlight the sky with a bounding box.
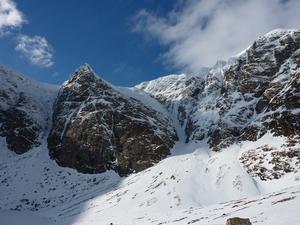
[0,0,300,86]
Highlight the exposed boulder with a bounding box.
[226,217,252,225]
[47,64,177,175]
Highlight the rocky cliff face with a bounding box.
[215,29,300,150]
[137,74,205,142]
[138,29,300,152]
[0,66,58,154]
[47,64,177,175]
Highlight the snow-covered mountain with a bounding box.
[48,64,177,175]
[138,29,300,152]
[1,29,300,225]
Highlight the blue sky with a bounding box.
[0,0,174,86]
[0,0,299,86]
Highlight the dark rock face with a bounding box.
[47,64,177,175]
[208,30,300,151]
[0,66,56,154]
[0,97,42,154]
[226,217,251,225]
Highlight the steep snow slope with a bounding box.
[1,133,300,225]
[136,61,229,143]
[136,73,205,141]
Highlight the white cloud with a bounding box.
[16,34,54,68]
[0,1,55,68]
[0,0,25,35]
[133,0,300,72]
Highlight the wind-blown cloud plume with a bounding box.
[133,0,300,72]
[16,35,54,68]
[0,0,25,35]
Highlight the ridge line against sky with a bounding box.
[0,0,299,86]
[133,0,300,72]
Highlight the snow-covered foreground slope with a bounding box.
[1,133,300,224]
[51,185,300,225]
[2,184,300,225]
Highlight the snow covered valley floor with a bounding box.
[1,133,300,225]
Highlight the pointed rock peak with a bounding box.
[67,63,100,84]
[64,63,112,91]
[76,63,94,74]
[71,63,98,81]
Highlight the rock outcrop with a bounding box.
[47,64,177,175]
[239,138,300,180]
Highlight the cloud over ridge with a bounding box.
[16,34,54,68]
[134,0,300,72]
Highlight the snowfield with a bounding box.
[1,132,300,225]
